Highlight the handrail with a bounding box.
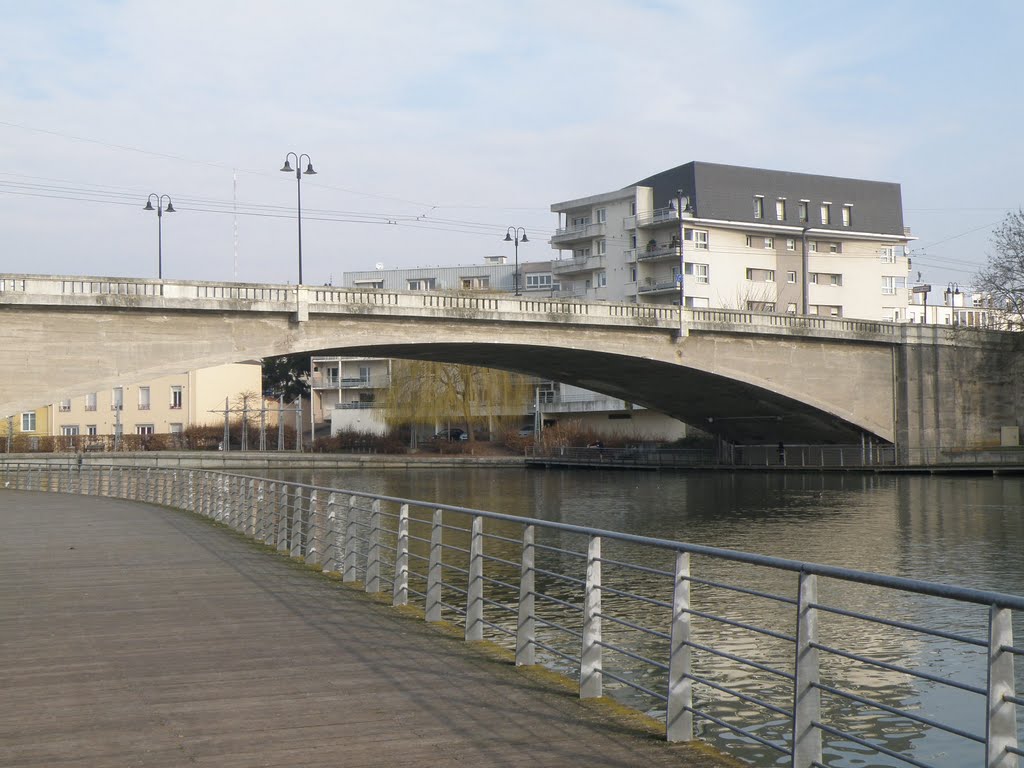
[2,460,1020,768]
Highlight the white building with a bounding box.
[549,161,915,321]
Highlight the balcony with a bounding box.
[551,254,607,276]
[635,207,679,228]
[637,244,682,263]
[637,278,679,295]
[311,374,391,390]
[550,221,606,245]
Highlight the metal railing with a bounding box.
[2,461,1020,767]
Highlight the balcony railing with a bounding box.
[635,207,678,227]
[637,280,679,294]
[311,375,391,390]
[637,244,681,262]
[551,254,606,276]
[550,222,606,244]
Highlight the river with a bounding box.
[254,466,1024,767]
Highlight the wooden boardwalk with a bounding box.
[0,490,733,768]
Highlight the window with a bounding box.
[354,279,384,289]
[595,208,607,223]
[882,276,907,295]
[786,302,798,314]
[820,203,831,225]
[571,216,591,228]
[691,229,709,249]
[766,269,776,282]
[526,273,553,289]
[776,199,786,220]
[573,247,591,259]
[753,196,764,219]
[85,392,97,411]
[21,412,36,432]
[138,386,151,411]
[407,278,437,291]
[630,234,637,248]
[842,205,852,227]
[764,237,775,249]
[629,267,637,282]
[136,424,155,435]
[787,271,797,284]
[169,423,183,435]
[786,238,796,251]
[880,246,895,263]
[745,268,775,282]
[829,242,841,254]
[685,296,710,308]
[747,301,776,312]
[830,274,843,287]
[460,276,489,289]
[87,425,98,437]
[629,201,636,215]
[798,201,809,222]
[60,425,79,436]
[745,235,753,248]
[596,239,607,255]
[359,366,371,383]
[809,241,818,252]
[170,386,183,409]
[596,271,607,288]
[112,387,123,410]
[685,263,709,284]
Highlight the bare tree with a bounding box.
[976,209,1024,327]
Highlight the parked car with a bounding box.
[433,428,467,441]
[517,425,535,437]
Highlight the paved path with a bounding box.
[0,490,732,768]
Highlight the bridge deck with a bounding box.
[0,491,728,768]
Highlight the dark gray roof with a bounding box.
[632,161,905,235]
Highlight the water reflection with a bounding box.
[253,467,1024,767]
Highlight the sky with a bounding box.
[1,0,1021,291]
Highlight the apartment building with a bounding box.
[44,362,263,439]
[549,161,914,321]
[343,257,559,296]
[310,356,392,435]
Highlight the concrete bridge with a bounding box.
[2,273,1022,458]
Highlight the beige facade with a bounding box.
[46,362,262,437]
[550,182,914,322]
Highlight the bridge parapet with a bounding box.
[1,272,926,341]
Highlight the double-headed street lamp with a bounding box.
[280,152,317,285]
[504,226,529,296]
[143,194,175,279]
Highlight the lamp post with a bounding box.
[504,227,528,296]
[280,152,317,284]
[143,194,175,279]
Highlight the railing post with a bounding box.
[987,605,1018,768]
[306,490,320,565]
[516,524,535,666]
[666,551,693,741]
[580,535,602,698]
[277,485,289,552]
[323,492,339,573]
[290,487,304,559]
[366,499,381,593]
[426,509,443,622]
[343,495,359,582]
[393,503,409,607]
[246,479,256,536]
[792,571,822,768]
[465,515,484,641]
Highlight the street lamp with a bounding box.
[143,194,175,279]
[504,226,528,296]
[280,152,317,284]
